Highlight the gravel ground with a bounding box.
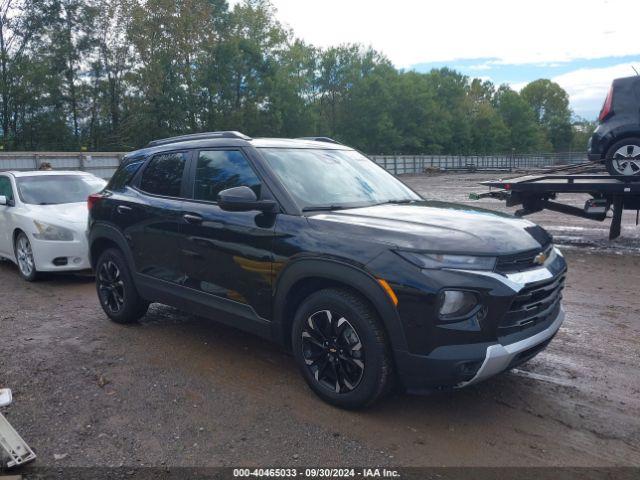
[1,172,639,473]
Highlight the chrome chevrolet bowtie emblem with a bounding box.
[534,251,548,265]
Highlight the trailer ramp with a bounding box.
[474,174,640,240]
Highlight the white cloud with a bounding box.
[552,62,638,117]
[231,0,640,67]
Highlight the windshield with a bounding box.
[17,175,107,205]
[260,148,420,210]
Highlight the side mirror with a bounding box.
[0,195,8,206]
[218,186,277,213]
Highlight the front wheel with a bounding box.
[291,288,393,409]
[14,232,39,282]
[96,248,149,324]
[605,138,640,178]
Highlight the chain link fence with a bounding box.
[369,152,588,175]
[0,151,588,179]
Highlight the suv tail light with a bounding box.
[87,193,104,212]
[598,84,614,122]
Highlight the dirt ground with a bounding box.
[1,172,639,471]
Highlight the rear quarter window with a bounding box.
[108,157,145,191]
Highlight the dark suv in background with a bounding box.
[588,75,640,177]
[88,131,567,408]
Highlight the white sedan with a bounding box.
[0,170,107,281]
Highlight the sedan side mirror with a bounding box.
[0,195,7,206]
[218,186,277,213]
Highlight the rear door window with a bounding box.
[109,157,145,192]
[139,152,188,197]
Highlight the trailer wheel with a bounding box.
[605,138,640,178]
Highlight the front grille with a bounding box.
[499,273,565,333]
[496,244,553,273]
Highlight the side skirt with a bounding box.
[134,273,272,340]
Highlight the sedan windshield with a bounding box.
[260,148,420,210]
[17,175,107,205]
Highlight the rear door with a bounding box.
[180,148,276,319]
[128,151,191,284]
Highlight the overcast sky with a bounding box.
[230,0,640,119]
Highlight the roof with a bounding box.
[2,170,97,178]
[614,75,640,83]
[128,134,352,159]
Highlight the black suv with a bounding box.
[88,131,567,408]
[588,75,640,177]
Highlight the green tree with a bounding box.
[495,85,549,153]
[521,79,573,151]
[0,0,580,155]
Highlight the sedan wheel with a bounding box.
[14,233,38,281]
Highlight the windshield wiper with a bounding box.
[375,199,416,206]
[302,205,350,212]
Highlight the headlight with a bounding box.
[395,251,496,271]
[32,220,74,241]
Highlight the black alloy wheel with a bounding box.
[98,260,125,314]
[301,309,365,393]
[292,288,393,409]
[95,248,149,324]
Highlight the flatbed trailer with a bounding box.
[474,174,640,240]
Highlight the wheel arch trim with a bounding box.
[271,257,408,352]
[89,223,135,270]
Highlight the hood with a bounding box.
[25,202,89,227]
[307,201,551,255]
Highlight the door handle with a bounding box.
[116,205,132,214]
[183,213,203,224]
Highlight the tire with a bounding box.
[604,137,640,178]
[14,232,39,282]
[291,288,393,409]
[96,248,148,324]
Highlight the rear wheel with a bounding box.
[14,232,39,282]
[96,248,148,324]
[291,288,393,409]
[605,138,640,178]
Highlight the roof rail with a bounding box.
[297,136,341,144]
[147,131,251,148]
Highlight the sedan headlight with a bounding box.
[395,251,496,271]
[32,220,74,241]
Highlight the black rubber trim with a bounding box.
[134,273,272,339]
[272,257,407,351]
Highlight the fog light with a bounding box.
[439,290,478,318]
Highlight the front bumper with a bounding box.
[30,235,91,272]
[456,307,564,387]
[393,249,567,392]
